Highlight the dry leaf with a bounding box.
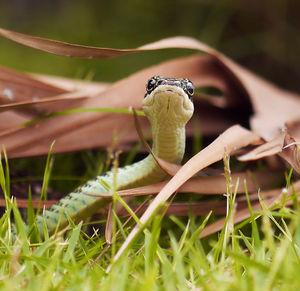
[117,201,228,217]
[280,134,300,174]
[0,65,69,116]
[239,131,300,174]
[32,74,109,93]
[239,132,286,161]
[87,170,280,198]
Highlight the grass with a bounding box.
[0,149,300,290]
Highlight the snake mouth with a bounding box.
[154,86,186,101]
[166,98,171,112]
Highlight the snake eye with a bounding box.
[146,77,157,93]
[186,81,195,97]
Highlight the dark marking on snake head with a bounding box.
[145,76,195,99]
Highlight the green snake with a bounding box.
[35,76,195,234]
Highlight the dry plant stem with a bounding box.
[222,151,233,263]
[111,152,119,258]
[105,203,113,245]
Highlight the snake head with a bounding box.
[143,76,194,126]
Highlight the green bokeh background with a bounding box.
[0,0,299,92]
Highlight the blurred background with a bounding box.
[0,0,299,92]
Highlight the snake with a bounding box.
[34,76,195,235]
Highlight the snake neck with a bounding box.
[151,121,186,164]
[109,119,186,190]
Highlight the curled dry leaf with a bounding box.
[117,196,265,217]
[0,27,215,59]
[239,131,300,174]
[86,170,281,198]
[280,134,300,174]
[239,132,286,161]
[117,201,229,217]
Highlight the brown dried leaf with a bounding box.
[32,74,109,93]
[0,90,91,113]
[87,170,280,198]
[239,131,300,174]
[280,134,300,174]
[117,201,228,216]
[0,27,212,59]
[0,65,69,116]
[239,132,285,161]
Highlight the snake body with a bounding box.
[35,76,195,234]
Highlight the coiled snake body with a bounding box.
[36,76,195,234]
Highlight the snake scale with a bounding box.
[34,76,195,235]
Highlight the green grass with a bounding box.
[1,150,300,290]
